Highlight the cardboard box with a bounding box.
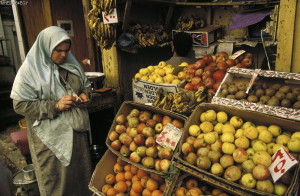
[174,103,300,196]
[106,101,187,176]
[172,25,223,47]
[212,68,300,121]
[89,149,178,196]
[132,79,183,104]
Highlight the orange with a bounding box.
[142,188,152,196]
[130,189,142,196]
[114,181,128,193]
[124,171,134,181]
[185,178,198,189]
[115,172,125,182]
[140,176,150,188]
[106,187,118,196]
[159,183,166,192]
[130,165,139,175]
[132,181,143,193]
[145,178,158,192]
[117,157,127,166]
[151,190,163,196]
[116,193,125,196]
[132,175,139,182]
[174,187,186,196]
[113,163,124,174]
[150,174,164,185]
[102,184,112,194]
[137,169,148,179]
[105,174,115,185]
[124,164,131,172]
[212,188,223,196]
[186,188,202,196]
[125,180,132,191]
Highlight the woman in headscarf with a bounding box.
[11,26,92,196]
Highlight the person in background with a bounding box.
[11,26,92,196]
[166,31,197,67]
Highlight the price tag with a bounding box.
[156,123,182,151]
[102,8,118,24]
[246,69,261,94]
[230,50,246,59]
[269,147,298,183]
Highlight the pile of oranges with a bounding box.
[174,176,230,196]
[102,157,166,196]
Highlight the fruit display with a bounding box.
[173,174,231,196]
[178,51,253,94]
[152,86,208,115]
[134,61,182,84]
[217,77,300,109]
[175,15,206,31]
[127,23,170,47]
[87,0,117,49]
[177,104,300,195]
[106,102,186,175]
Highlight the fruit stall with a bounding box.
[84,0,300,195]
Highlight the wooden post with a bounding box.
[291,0,300,73]
[41,0,53,26]
[275,0,297,72]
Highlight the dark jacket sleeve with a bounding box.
[13,99,59,120]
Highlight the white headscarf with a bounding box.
[11,26,90,166]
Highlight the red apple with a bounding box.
[111,140,122,150]
[145,136,156,147]
[207,89,216,94]
[203,54,213,64]
[191,76,202,85]
[171,119,184,129]
[204,64,217,72]
[194,69,204,77]
[162,116,172,126]
[134,134,145,146]
[152,114,162,123]
[202,70,213,80]
[137,123,146,134]
[225,59,236,67]
[187,67,196,75]
[116,115,127,125]
[130,151,141,163]
[184,83,195,91]
[185,73,194,82]
[217,62,229,71]
[108,131,119,142]
[232,148,248,163]
[217,51,229,60]
[146,119,157,128]
[241,57,253,67]
[187,64,196,70]
[115,125,126,134]
[194,82,204,91]
[213,70,226,82]
[216,56,226,63]
[213,81,221,91]
[194,59,206,69]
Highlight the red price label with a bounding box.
[156,123,182,150]
[269,147,298,183]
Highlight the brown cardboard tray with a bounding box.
[106,101,188,177]
[174,103,300,196]
[89,149,178,196]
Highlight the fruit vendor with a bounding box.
[166,31,197,67]
[10,26,92,195]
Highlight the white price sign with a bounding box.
[269,147,298,183]
[102,8,118,24]
[230,50,246,59]
[156,123,182,151]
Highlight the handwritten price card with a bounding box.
[102,8,118,24]
[230,50,245,59]
[156,123,182,151]
[269,147,298,183]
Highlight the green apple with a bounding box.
[229,116,244,128]
[241,173,256,188]
[291,131,300,140]
[246,148,255,159]
[267,143,276,155]
[258,130,273,144]
[204,109,217,122]
[216,111,228,123]
[188,124,201,137]
[253,141,267,152]
[287,138,300,152]
[274,183,288,196]
[214,123,223,134]
[200,121,214,133]
[242,159,255,173]
[222,124,236,134]
[268,125,282,137]
[273,143,289,154]
[234,136,250,149]
[242,121,255,129]
[235,129,244,138]
[276,134,291,145]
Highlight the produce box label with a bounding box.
[156,123,182,151]
[269,147,298,183]
[132,79,179,104]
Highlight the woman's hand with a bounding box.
[56,95,76,111]
[76,93,90,108]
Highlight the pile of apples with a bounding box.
[134,61,182,84]
[174,175,230,196]
[108,108,184,173]
[180,109,300,195]
[102,157,166,195]
[179,51,253,93]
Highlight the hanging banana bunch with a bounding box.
[87,0,117,50]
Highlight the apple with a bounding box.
[212,70,226,82]
[130,151,141,163]
[252,164,270,180]
[185,136,196,145]
[162,116,172,126]
[196,156,211,170]
[154,159,161,171]
[146,146,158,158]
[211,139,223,152]
[194,69,204,77]
[138,111,151,123]
[194,59,206,69]
[216,56,226,63]
[202,70,213,80]
[178,71,186,80]
[185,73,194,82]
[187,64,196,70]
[241,57,253,67]
[129,108,140,117]
[203,54,213,64]
[136,146,147,157]
[216,62,229,72]
[159,159,171,172]
[108,131,119,142]
[158,147,173,160]
[211,163,224,176]
[241,173,256,188]
[137,123,146,134]
[133,134,145,146]
[287,138,300,152]
[256,180,274,194]
[120,145,130,157]
[152,114,162,123]
[154,123,163,133]
[129,141,138,151]
[229,116,244,128]
[116,114,127,125]
[274,183,288,196]
[225,59,236,67]
[187,67,196,75]
[193,138,207,149]
[217,51,229,59]
[142,156,155,168]
[224,166,241,182]
[175,187,187,196]
[204,77,215,89]
[181,142,195,155]
[244,52,253,59]
[171,119,183,128]
[188,124,201,136]
[213,81,221,91]
[196,147,209,157]
[184,152,198,165]
[191,76,202,86]
[111,140,122,150]
[232,148,248,163]
[146,119,157,128]
[220,155,234,168]
[194,82,205,91]
[184,83,194,91]
[115,124,126,134]
[142,127,155,137]
[145,136,156,147]
[121,134,133,146]
[204,65,216,73]
[128,128,138,138]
